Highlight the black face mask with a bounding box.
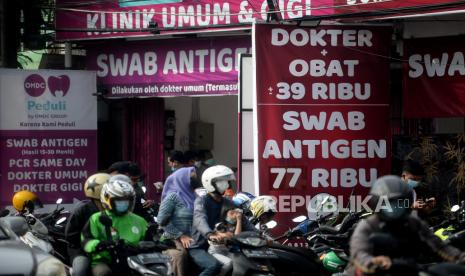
[190,177,202,190]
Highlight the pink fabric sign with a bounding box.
[86,36,251,97]
[56,0,334,41]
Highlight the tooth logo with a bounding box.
[24,74,46,97]
[47,75,70,97]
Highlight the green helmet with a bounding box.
[322,251,346,273]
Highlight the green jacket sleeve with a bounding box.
[81,214,102,253]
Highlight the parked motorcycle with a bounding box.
[0,215,67,276]
[434,201,465,249]
[19,198,71,263]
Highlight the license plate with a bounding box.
[137,253,170,264]
[242,249,278,259]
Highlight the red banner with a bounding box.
[403,36,465,118]
[253,24,392,230]
[333,0,459,13]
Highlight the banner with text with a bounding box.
[333,0,460,13]
[403,36,465,118]
[56,0,333,41]
[87,36,251,97]
[253,24,391,230]
[0,69,97,205]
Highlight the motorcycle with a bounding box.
[98,214,173,275]
[19,198,71,263]
[0,215,67,276]
[434,201,465,250]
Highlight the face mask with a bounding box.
[205,159,216,166]
[215,180,230,195]
[190,177,202,190]
[407,179,419,189]
[225,217,237,225]
[171,167,177,172]
[194,161,201,168]
[114,200,130,214]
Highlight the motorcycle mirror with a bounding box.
[56,198,63,204]
[292,216,307,223]
[266,220,277,229]
[99,215,113,227]
[451,205,460,212]
[56,217,67,225]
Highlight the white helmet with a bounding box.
[250,195,277,223]
[101,174,136,215]
[201,165,235,195]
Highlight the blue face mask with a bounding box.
[171,167,177,172]
[114,200,130,214]
[205,159,216,166]
[225,217,236,225]
[407,179,419,189]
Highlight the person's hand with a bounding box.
[179,235,194,248]
[370,256,392,270]
[412,199,426,209]
[143,199,155,208]
[425,197,436,208]
[218,232,234,240]
[235,211,243,221]
[96,240,115,251]
[154,182,164,193]
[208,232,222,242]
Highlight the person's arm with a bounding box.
[234,212,242,235]
[193,196,214,238]
[81,216,102,254]
[65,203,86,248]
[157,194,184,239]
[350,218,379,273]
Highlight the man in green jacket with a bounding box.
[82,174,148,276]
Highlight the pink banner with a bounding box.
[0,69,97,205]
[56,0,334,41]
[333,0,462,14]
[87,36,251,97]
[0,131,97,206]
[253,24,392,230]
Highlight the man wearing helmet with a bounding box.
[107,161,155,222]
[190,165,256,276]
[81,174,148,276]
[349,175,465,276]
[65,173,110,276]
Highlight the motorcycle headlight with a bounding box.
[236,236,267,248]
[36,256,66,276]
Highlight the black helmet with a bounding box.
[370,175,413,221]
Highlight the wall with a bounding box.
[164,96,238,169]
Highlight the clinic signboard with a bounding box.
[87,36,251,97]
[253,24,392,234]
[0,69,97,205]
[55,0,334,41]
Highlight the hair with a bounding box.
[183,150,199,163]
[169,150,185,163]
[107,161,141,177]
[402,160,425,176]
